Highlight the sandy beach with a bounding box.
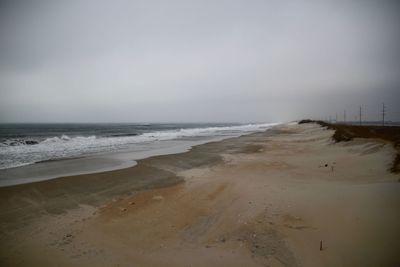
[0,122,399,267]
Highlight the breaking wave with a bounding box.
[0,123,278,170]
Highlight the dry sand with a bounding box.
[0,123,399,267]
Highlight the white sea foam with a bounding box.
[0,123,278,170]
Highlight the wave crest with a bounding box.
[0,123,278,170]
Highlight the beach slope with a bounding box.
[0,122,399,266]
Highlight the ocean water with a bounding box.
[0,123,277,171]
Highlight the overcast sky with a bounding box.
[0,0,399,123]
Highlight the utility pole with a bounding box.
[359,106,362,126]
[382,102,386,126]
[335,113,338,123]
[343,110,346,124]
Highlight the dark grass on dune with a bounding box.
[299,119,400,173]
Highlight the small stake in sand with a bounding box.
[320,240,323,251]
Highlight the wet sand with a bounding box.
[0,123,399,266]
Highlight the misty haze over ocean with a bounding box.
[0,0,399,123]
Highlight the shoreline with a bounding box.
[0,127,281,230]
[0,131,270,187]
[1,122,399,266]
[0,122,279,180]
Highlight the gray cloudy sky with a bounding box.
[0,0,399,123]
